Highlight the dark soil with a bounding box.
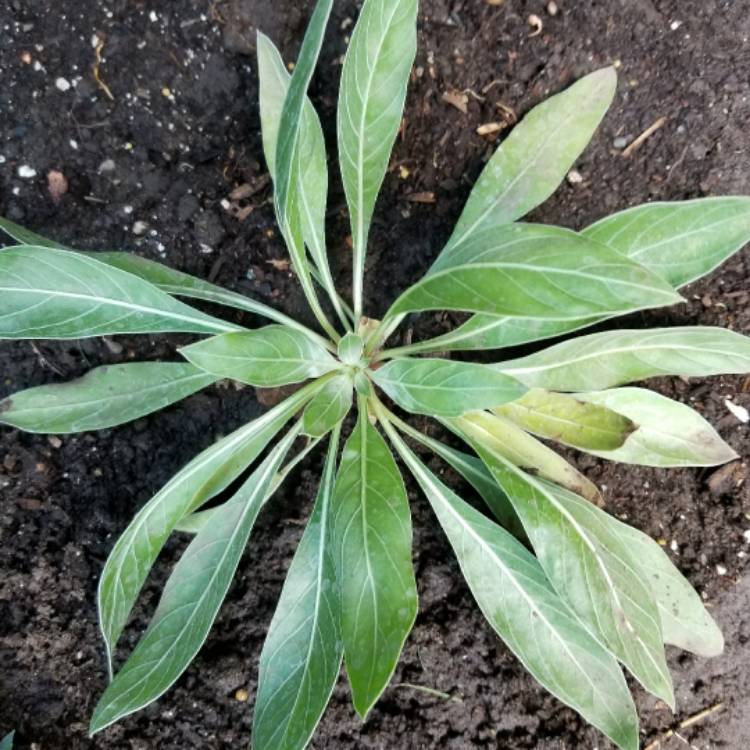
[1,0,749,748]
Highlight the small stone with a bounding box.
[17,165,37,179]
[234,688,249,702]
[670,20,682,31]
[566,168,583,185]
[55,77,71,92]
[149,10,158,22]
[716,564,727,576]
[546,1,558,15]
[47,436,62,449]
[613,136,628,149]
[743,530,750,543]
[132,221,149,235]
[98,159,116,173]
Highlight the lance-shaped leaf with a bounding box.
[91,251,330,346]
[90,426,300,734]
[576,388,738,467]
[0,362,216,434]
[338,0,418,317]
[500,327,750,391]
[388,224,681,319]
[381,419,638,750]
[252,428,343,750]
[331,404,418,718]
[606,519,724,657]
[98,383,318,672]
[583,197,750,288]
[0,245,236,339]
[451,420,674,706]
[452,411,601,505]
[0,731,14,750]
[392,313,605,356]
[371,358,527,416]
[495,388,635,451]
[180,325,339,387]
[302,373,353,437]
[257,32,347,328]
[447,67,617,249]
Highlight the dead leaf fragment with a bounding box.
[266,259,291,272]
[477,122,507,138]
[442,89,469,114]
[47,170,69,204]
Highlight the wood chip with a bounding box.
[442,89,469,114]
[407,192,436,204]
[477,122,507,137]
[266,259,291,271]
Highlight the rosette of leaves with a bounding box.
[1,1,749,748]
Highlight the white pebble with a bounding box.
[132,221,149,235]
[566,168,583,185]
[199,243,213,254]
[716,564,727,576]
[669,540,679,552]
[670,20,682,31]
[123,205,134,215]
[55,77,71,92]
[17,165,37,178]
[725,398,750,424]
[149,10,158,22]
[69,139,78,150]
[0,155,6,164]
[743,530,750,543]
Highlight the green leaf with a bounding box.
[252,428,343,750]
[392,314,604,355]
[384,422,638,750]
[180,325,339,387]
[331,403,417,718]
[1,216,67,247]
[97,383,317,674]
[451,411,601,506]
[495,388,635,451]
[452,424,674,706]
[91,251,329,345]
[447,67,617,249]
[606,520,724,657]
[577,388,738,466]
[583,197,750,288]
[388,224,682,318]
[90,425,300,734]
[500,327,750,391]
[0,245,237,339]
[338,0,418,318]
[302,373,353,437]
[257,32,347,328]
[0,362,216,434]
[371,357,527,416]
[337,332,365,365]
[274,0,332,226]
[0,731,14,750]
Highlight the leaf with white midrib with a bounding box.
[90,427,300,734]
[180,325,339,387]
[330,405,417,718]
[371,357,526,416]
[0,363,216,434]
[252,428,343,750]
[450,418,674,706]
[97,384,317,673]
[499,327,750,391]
[0,245,237,339]
[383,422,638,750]
[338,0,418,316]
[388,224,681,320]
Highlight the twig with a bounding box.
[621,116,667,158]
[93,38,115,101]
[643,702,724,750]
[394,682,462,703]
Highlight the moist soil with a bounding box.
[1,1,749,748]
